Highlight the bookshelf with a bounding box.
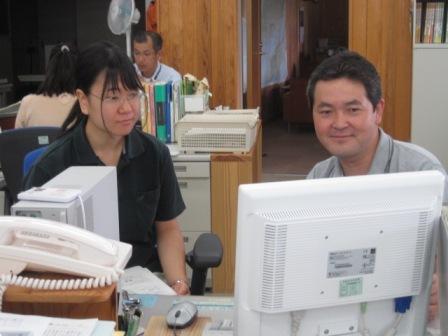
[414,0,448,45]
[412,0,448,168]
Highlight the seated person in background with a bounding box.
[15,43,77,128]
[133,30,181,83]
[23,41,189,295]
[306,50,447,322]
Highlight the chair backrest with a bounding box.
[0,127,60,204]
[23,146,48,176]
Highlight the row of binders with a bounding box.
[140,81,184,144]
[415,0,448,44]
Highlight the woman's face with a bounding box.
[77,71,141,138]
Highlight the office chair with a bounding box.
[21,148,224,295]
[0,126,60,214]
[23,146,48,176]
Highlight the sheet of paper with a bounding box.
[0,312,48,335]
[43,318,97,336]
[0,313,98,336]
[120,266,175,295]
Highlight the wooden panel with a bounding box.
[246,0,261,108]
[3,272,116,321]
[210,124,262,294]
[285,0,299,78]
[145,316,211,335]
[158,0,241,109]
[349,0,412,141]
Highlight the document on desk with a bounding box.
[0,312,98,336]
[120,266,175,295]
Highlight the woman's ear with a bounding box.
[76,89,89,116]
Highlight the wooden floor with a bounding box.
[262,119,329,181]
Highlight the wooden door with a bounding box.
[157,0,242,109]
[245,0,261,109]
[349,0,412,141]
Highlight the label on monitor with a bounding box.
[327,247,376,278]
[339,277,363,297]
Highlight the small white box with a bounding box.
[183,94,208,113]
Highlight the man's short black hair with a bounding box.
[133,30,163,52]
[306,51,382,109]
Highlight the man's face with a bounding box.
[133,38,160,78]
[312,78,384,163]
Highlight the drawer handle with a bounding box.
[178,182,188,189]
[174,166,187,172]
[183,236,189,243]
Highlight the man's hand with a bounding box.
[428,274,439,321]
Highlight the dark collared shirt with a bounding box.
[23,119,185,268]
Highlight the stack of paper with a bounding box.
[0,312,115,336]
[120,266,175,295]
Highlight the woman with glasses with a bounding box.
[23,41,190,295]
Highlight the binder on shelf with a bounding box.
[154,82,167,143]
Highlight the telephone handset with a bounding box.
[0,216,132,290]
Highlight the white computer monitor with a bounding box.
[234,171,445,336]
[12,166,119,241]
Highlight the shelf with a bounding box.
[414,43,448,49]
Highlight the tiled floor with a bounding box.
[262,119,329,182]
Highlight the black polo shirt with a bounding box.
[23,119,186,269]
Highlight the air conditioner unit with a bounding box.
[175,109,259,153]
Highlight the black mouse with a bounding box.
[166,301,198,329]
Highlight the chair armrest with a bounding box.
[186,233,223,269]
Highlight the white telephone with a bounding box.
[0,216,132,290]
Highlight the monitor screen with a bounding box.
[234,171,444,336]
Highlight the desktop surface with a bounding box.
[121,294,233,335]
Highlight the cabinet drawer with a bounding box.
[174,162,210,178]
[177,178,210,232]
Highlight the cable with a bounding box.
[0,271,116,313]
[383,314,403,336]
[76,194,87,230]
[359,302,371,336]
[290,310,304,336]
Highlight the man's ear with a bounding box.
[76,89,89,116]
[374,98,385,125]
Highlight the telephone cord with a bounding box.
[0,272,117,290]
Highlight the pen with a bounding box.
[126,314,141,336]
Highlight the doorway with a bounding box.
[259,0,348,181]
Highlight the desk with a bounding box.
[130,295,233,335]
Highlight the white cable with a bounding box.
[383,314,403,336]
[290,310,304,336]
[77,194,87,230]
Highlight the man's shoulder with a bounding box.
[160,63,181,81]
[392,138,444,169]
[307,156,339,179]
